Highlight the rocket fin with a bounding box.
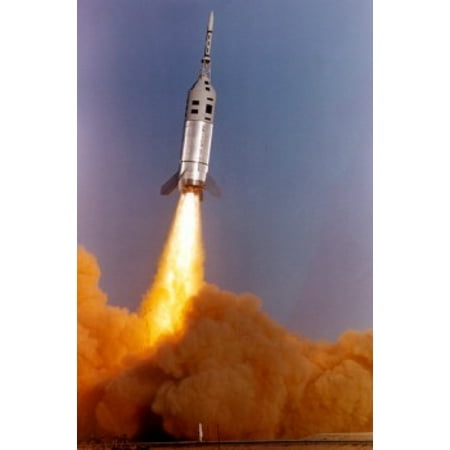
[205,174,221,197]
[160,171,179,195]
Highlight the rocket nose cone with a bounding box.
[208,11,214,31]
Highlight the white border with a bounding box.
[0,1,76,448]
[375,0,450,448]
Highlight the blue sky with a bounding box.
[78,0,372,340]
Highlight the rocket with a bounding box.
[161,11,220,199]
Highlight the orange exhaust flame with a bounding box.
[139,192,203,347]
[77,189,372,441]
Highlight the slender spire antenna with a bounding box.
[201,11,214,77]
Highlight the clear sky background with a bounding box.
[78,0,372,341]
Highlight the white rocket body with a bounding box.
[161,12,220,199]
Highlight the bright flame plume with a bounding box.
[139,192,203,346]
[77,190,373,441]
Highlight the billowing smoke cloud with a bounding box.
[77,247,149,437]
[77,247,372,441]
